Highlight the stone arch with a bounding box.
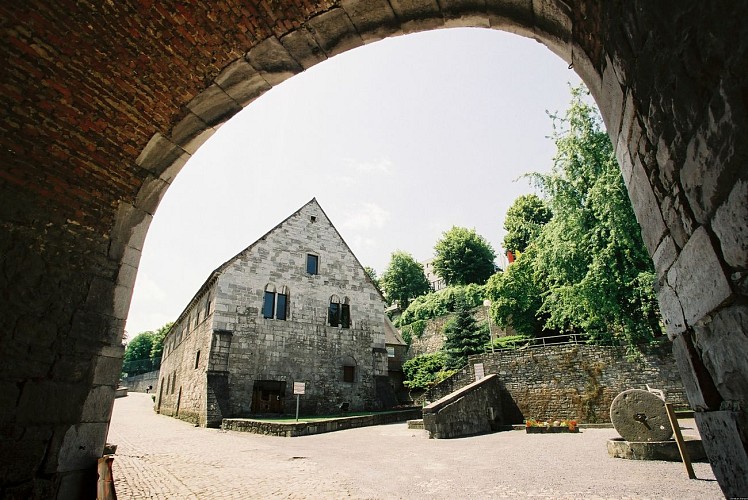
[1,2,747,498]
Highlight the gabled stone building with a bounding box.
[156,199,389,427]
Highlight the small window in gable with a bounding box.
[306,254,319,275]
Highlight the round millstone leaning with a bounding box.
[610,389,673,442]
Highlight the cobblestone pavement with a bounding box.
[108,393,722,499]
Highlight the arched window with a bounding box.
[263,284,276,319]
[328,295,340,327]
[263,284,289,320]
[341,297,351,329]
[276,286,289,321]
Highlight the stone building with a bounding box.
[156,199,389,427]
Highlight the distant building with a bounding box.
[421,258,446,292]
[156,199,394,427]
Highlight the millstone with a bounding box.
[610,389,673,442]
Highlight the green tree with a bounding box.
[363,266,381,294]
[528,85,662,346]
[484,248,547,337]
[502,194,552,253]
[149,321,173,361]
[433,226,496,286]
[402,352,456,390]
[380,251,431,309]
[442,297,489,369]
[122,331,155,376]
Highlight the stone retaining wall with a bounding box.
[121,370,160,393]
[421,343,687,423]
[422,374,505,439]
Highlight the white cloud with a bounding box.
[341,202,391,231]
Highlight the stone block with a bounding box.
[92,346,124,386]
[712,178,748,268]
[671,332,722,411]
[215,57,272,106]
[307,8,364,58]
[388,0,444,33]
[651,235,677,279]
[693,304,748,402]
[694,410,748,498]
[439,0,489,28]
[56,422,109,473]
[186,84,242,127]
[135,133,185,179]
[81,386,116,422]
[667,227,732,327]
[247,36,303,86]
[169,110,208,151]
[597,57,625,141]
[108,202,152,263]
[341,0,401,43]
[280,28,327,70]
[134,174,169,216]
[624,159,666,256]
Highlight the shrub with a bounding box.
[402,352,455,390]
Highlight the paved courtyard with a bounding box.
[108,393,722,499]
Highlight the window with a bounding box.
[387,346,395,358]
[263,284,288,320]
[204,294,211,318]
[276,286,288,321]
[263,290,275,319]
[328,295,340,327]
[341,298,350,329]
[306,254,319,275]
[194,350,200,369]
[329,296,351,328]
[343,365,355,383]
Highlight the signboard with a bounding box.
[474,363,485,380]
[293,382,306,395]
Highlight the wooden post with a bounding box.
[97,455,117,499]
[664,403,696,479]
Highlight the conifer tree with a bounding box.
[443,297,489,369]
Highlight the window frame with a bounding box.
[306,254,319,275]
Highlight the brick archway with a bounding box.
[1,2,746,498]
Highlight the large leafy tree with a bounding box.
[502,194,552,253]
[484,247,546,337]
[528,85,662,346]
[433,226,496,286]
[122,321,173,376]
[148,321,174,361]
[442,297,489,369]
[122,331,155,376]
[380,251,431,309]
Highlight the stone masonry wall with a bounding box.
[422,343,687,424]
[120,370,159,393]
[213,201,386,417]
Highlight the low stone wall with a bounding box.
[222,409,422,437]
[121,370,160,393]
[421,342,687,423]
[422,374,505,439]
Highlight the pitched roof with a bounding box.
[384,316,406,346]
[166,198,384,334]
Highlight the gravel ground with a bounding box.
[108,393,723,499]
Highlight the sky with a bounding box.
[125,27,583,338]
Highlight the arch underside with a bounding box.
[0,1,746,498]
